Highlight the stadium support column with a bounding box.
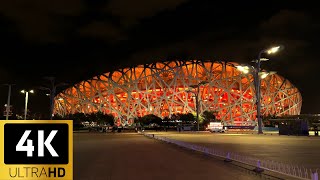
[196,86,199,131]
[188,81,208,131]
[40,77,68,119]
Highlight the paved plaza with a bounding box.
[74,133,288,180]
[148,131,320,169]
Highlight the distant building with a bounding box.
[269,119,309,136]
[54,60,302,125]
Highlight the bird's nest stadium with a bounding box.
[54,60,302,126]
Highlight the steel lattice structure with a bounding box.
[54,60,302,125]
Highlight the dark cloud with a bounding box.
[0,0,84,43]
[257,10,320,78]
[105,0,188,27]
[124,9,319,72]
[0,0,189,43]
[260,10,315,38]
[0,66,10,82]
[78,21,126,42]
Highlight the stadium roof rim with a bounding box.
[92,59,237,78]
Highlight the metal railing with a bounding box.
[143,133,318,180]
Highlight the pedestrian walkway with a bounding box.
[74,133,286,180]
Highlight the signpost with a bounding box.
[3,105,12,118]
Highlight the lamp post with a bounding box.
[236,46,282,134]
[3,84,14,120]
[256,46,282,134]
[21,90,34,120]
[186,80,208,131]
[6,85,11,120]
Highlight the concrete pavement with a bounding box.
[149,131,320,170]
[74,133,282,180]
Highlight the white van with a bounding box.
[207,122,226,133]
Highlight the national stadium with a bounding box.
[53,60,302,126]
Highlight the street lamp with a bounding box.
[237,45,283,134]
[21,90,34,120]
[186,80,209,131]
[3,84,15,120]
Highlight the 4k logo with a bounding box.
[4,124,69,164]
[16,130,59,157]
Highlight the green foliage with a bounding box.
[139,114,162,126]
[162,116,170,126]
[134,117,140,124]
[73,123,86,130]
[179,113,195,123]
[170,114,180,120]
[52,112,115,126]
[94,111,115,126]
[52,114,65,120]
[69,113,87,124]
[201,110,217,126]
[105,114,115,126]
[202,110,216,121]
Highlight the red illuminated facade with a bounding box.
[54,60,302,126]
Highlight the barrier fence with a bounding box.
[143,133,318,180]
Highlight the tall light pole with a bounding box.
[237,45,282,134]
[255,46,282,134]
[21,90,34,120]
[187,80,208,131]
[3,84,14,120]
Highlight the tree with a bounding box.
[179,113,195,123]
[84,111,115,126]
[86,112,97,123]
[201,110,217,127]
[162,116,170,129]
[134,117,140,124]
[140,114,162,126]
[52,114,65,120]
[103,113,115,126]
[202,110,216,121]
[68,113,87,125]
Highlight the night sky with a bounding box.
[0,0,319,118]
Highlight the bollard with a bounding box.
[312,172,318,180]
[224,152,232,162]
[253,160,264,173]
[204,147,209,154]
